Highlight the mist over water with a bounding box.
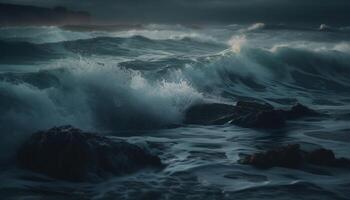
[1,23,350,199]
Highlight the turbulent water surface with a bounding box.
[0,23,350,200]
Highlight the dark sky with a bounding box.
[1,0,350,25]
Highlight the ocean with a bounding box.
[0,23,350,199]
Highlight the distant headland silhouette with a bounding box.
[0,3,91,26]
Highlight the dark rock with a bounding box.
[239,144,350,169]
[230,109,285,129]
[281,103,320,120]
[305,148,335,166]
[184,103,235,125]
[184,101,285,128]
[184,101,319,129]
[230,101,285,128]
[235,101,274,111]
[333,157,350,167]
[238,144,303,168]
[17,125,162,181]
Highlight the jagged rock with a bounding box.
[239,144,350,169]
[184,101,319,129]
[17,126,162,181]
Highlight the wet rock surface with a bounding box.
[239,144,350,169]
[184,101,320,129]
[17,126,162,181]
[229,101,285,129]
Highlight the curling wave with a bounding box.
[0,25,350,136]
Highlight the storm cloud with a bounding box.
[1,0,350,24]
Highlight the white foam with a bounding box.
[247,23,266,31]
[333,42,350,53]
[228,35,247,53]
[0,26,95,44]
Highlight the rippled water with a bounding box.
[0,23,350,199]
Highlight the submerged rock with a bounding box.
[184,101,319,129]
[17,125,162,181]
[239,144,350,169]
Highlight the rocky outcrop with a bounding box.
[229,101,285,128]
[280,103,320,120]
[184,101,320,129]
[238,144,350,169]
[17,126,162,181]
[184,103,236,125]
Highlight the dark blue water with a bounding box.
[0,23,350,199]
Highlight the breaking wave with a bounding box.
[1,25,350,136]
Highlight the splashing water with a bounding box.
[0,23,350,200]
[228,35,247,53]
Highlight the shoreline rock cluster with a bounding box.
[16,102,347,182]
